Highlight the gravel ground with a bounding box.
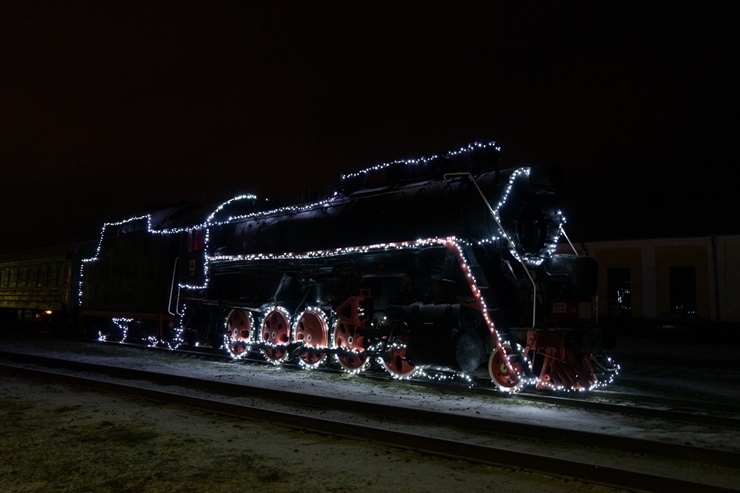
[0,375,623,493]
[1,332,739,493]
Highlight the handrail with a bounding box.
[443,172,537,328]
[168,257,183,316]
[560,224,578,255]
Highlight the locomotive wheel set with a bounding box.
[73,141,616,392]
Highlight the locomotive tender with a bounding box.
[79,141,615,392]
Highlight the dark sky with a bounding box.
[1,2,738,253]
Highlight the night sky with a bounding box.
[1,2,738,254]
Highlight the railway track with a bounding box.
[513,389,740,428]
[1,346,739,492]
[3,339,738,429]
[129,339,740,429]
[186,344,740,429]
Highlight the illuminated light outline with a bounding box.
[377,338,421,380]
[80,157,557,297]
[293,306,331,370]
[331,310,371,375]
[488,167,565,266]
[332,339,371,375]
[259,305,292,365]
[98,317,133,343]
[77,141,610,391]
[89,229,611,391]
[210,236,530,389]
[442,239,533,392]
[82,225,566,390]
[533,354,620,393]
[206,193,259,224]
[340,140,501,181]
[223,308,255,360]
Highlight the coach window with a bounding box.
[607,267,631,320]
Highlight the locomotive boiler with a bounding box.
[81,141,615,392]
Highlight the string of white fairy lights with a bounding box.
[78,142,604,391]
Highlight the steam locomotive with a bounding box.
[9,141,616,392]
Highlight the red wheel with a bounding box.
[261,308,290,363]
[225,309,252,358]
[381,336,416,378]
[294,309,328,368]
[333,320,368,373]
[488,343,522,391]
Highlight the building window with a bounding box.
[669,266,696,313]
[607,268,631,319]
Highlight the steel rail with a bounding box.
[1,361,738,493]
[172,351,731,421]
[511,391,740,428]
[182,348,740,425]
[588,389,740,414]
[94,343,740,426]
[8,336,732,429]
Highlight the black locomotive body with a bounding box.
[82,142,615,391]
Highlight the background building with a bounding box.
[563,235,740,331]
